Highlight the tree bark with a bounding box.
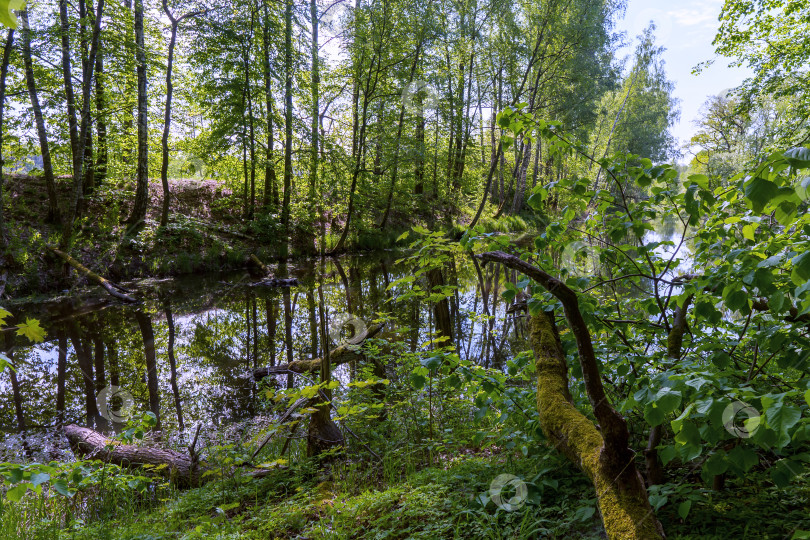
[159,16,179,228]
[94,47,108,186]
[135,311,161,431]
[125,0,149,228]
[64,424,206,487]
[254,323,384,379]
[165,306,185,431]
[479,251,665,539]
[48,247,137,302]
[20,11,62,225]
[281,0,293,257]
[0,28,12,246]
[58,0,81,180]
[261,2,278,209]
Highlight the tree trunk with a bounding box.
[94,46,108,186]
[165,306,185,431]
[58,0,81,180]
[64,424,206,487]
[479,251,665,539]
[160,19,178,227]
[135,311,161,431]
[0,28,12,246]
[281,0,293,257]
[63,0,105,246]
[262,2,278,209]
[20,11,62,225]
[526,311,665,539]
[254,323,384,379]
[125,0,149,228]
[309,0,319,234]
[645,296,693,486]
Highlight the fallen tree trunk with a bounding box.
[251,277,299,287]
[249,253,270,274]
[48,247,137,303]
[64,424,205,487]
[65,424,282,487]
[253,322,384,380]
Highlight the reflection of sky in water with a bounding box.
[0,253,527,462]
[644,213,695,281]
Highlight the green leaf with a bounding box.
[527,191,544,211]
[770,459,799,488]
[410,373,426,390]
[764,402,801,447]
[644,403,666,427]
[744,177,779,213]
[792,252,810,283]
[5,483,29,502]
[674,422,702,461]
[29,472,50,488]
[0,307,10,325]
[727,445,759,474]
[805,388,810,409]
[742,224,756,241]
[15,318,46,343]
[784,147,810,169]
[703,451,728,476]
[688,174,709,189]
[0,0,24,30]
[655,388,682,415]
[677,500,692,520]
[671,403,695,433]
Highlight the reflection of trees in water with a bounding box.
[1,252,531,460]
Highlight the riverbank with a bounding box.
[1,174,542,299]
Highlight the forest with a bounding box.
[0,0,809,537]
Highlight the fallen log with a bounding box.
[48,247,137,303]
[253,323,384,380]
[64,424,206,487]
[249,254,270,274]
[250,277,299,288]
[64,424,283,487]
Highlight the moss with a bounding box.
[528,312,665,539]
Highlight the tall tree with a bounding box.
[125,0,150,228]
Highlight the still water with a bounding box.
[0,252,528,462]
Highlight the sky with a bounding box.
[614,0,752,162]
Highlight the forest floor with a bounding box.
[1,174,538,299]
[9,447,810,539]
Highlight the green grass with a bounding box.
[2,452,809,539]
